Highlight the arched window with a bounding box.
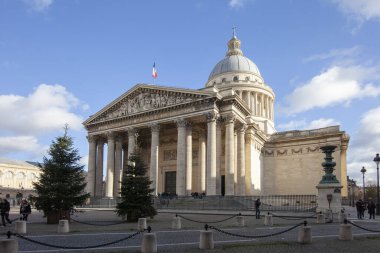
[245,76,250,81]
[4,171,13,187]
[233,76,239,82]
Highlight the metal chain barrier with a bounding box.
[346,219,380,233]
[3,230,142,250]
[270,212,317,220]
[177,213,239,224]
[70,217,127,226]
[209,221,305,239]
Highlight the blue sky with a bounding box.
[1,0,380,185]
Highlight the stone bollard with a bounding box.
[264,214,273,226]
[141,226,157,253]
[298,222,312,244]
[0,239,18,253]
[58,220,69,233]
[138,218,147,231]
[199,224,214,250]
[339,221,353,241]
[172,216,181,229]
[338,212,347,223]
[15,220,26,234]
[236,215,245,227]
[317,213,325,224]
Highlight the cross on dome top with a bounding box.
[226,26,243,56]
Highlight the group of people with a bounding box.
[0,198,32,227]
[356,199,376,219]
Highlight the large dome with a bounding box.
[208,54,261,81]
[208,34,261,82]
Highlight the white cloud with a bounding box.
[229,0,254,9]
[277,118,340,131]
[0,136,46,157]
[25,0,53,12]
[331,0,380,22]
[0,84,84,135]
[347,106,380,183]
[282,65,380,114]
[303,46,361,63]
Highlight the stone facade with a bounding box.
[0,157,41,199]
[83,34,349,198]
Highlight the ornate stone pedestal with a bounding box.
[316,146,343,214]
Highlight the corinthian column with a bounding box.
[237,124,246,196]
[150,124,160,195]
[186,125,193,195]
[216,119,222,195]
[206,112,217,195]
[199,131,206,193]
[340,141,349,197]
[176,119,187,196]
[106,132,115,198]
[225,114,235,195]
[127,128,137,160]
[95,140,104,197]
[113,136,123,197]
[87,135,97,197]
[245,128,254,195]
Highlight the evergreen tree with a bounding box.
[33,126,89,221]
[116,153,157,222]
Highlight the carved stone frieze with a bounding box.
[277,149,287,156]
[306,146,319,153]
[91,89,208,124]
[151,124,160,133]
[291,148,303,154]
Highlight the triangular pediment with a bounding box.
[84,83,218,126]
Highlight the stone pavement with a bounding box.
[1,206,380,252]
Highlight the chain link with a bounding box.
[12,230,142,249]
[70,217,127,226]
[346,220,380,233]
[177,214,238,224]
[209,221,304,239]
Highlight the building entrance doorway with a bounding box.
[165,171,176,194]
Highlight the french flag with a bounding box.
[152,62,158,79]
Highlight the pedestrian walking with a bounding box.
[255,198,261,219]
[356,199,364,219]
[0,198,12,226]
[368,200,376,219]
[20,199,31,221]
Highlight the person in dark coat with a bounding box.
[20,199,31,221]
[368,200,376,219]
[255,198,261,219]
[356,199,364,219]
[0,198,12,226]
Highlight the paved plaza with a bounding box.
[1,206,380,252]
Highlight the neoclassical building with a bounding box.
[0,157,41,199]
[84,33,349,198]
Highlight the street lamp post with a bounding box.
[374,153,380,215]
[361,166,366,201]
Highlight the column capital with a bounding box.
[106,131,115,140]
[87,135,97,143]
[224,113,235,124]
[176,118,189,128]
[151,123,160,133]
[205,111,219,122]
[237,123,247,133]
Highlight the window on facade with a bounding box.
[27,173,36,181]
[245,76,250,81]
[222,78,226,83]
[233,76,239,82]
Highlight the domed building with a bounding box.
[83,33,349,198]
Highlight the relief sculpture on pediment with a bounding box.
[99,92,196,121]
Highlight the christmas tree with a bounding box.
[33,126,89,223]
[116,153,157,222]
